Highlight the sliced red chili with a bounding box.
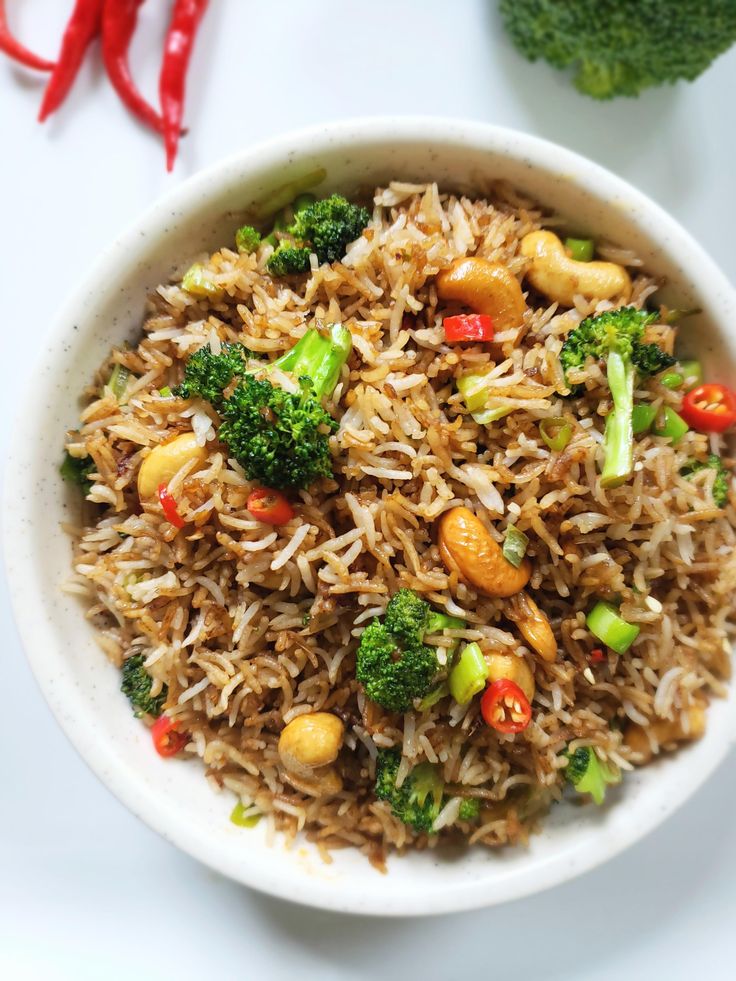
[480,679,532,734]
[151,715,188,757]
[158,482,185,529]
[0,1,55,70]
[102,0,164,134]
[443,314,495,343]
[247,488,294,526]
[159,0,210,171]
[589,648,605,664]
[681,383,736,433]
[38,0,103,123]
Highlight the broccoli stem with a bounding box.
[271,323,352,400]
[601,349,635,488]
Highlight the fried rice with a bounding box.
[62,180,736,868]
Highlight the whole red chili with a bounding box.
[480,679,532,734]
[151,715,188,758]
[38,0,103,123]
[158,482,186,529]
[0,0,55,70]
[159,0,210,171]
[247,488,294,526]
[102,0,163,134]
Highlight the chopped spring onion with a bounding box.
[457,371,493,413]
[502,525,529,568]
[565,745,621,805]
[653,406,689,444]
[631,403,657,435]
[106,363,131,402]
[539,417,573,451]
[679,359,703,391]
[565,237,595,262]
[661,372,684,390]
[417,682,450,712]
[159,386,173,397]
[448,642,489,705]
[182,263,222,298]
[230,802,262,828]
[586,601,640,655]
[472,405,515,426]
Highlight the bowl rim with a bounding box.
[5,116,736,917]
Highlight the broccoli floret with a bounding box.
[681,454,730,508]
[356,589,465,713]
[375,749,445,833]
[458,798,481,822]
[565,746,621,805]
[499,1,736,100]
[218,323,352,490]
[60,451,94,494]
[174,342,251,406]
[560,307,676,487]
[266,194,370,276]
[121,654,167,718]
[235,225,261,254]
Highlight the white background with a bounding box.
[1,2,735,979]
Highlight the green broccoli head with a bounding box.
[174,342,252,406]
[375,749,445,834]
[121,654,167,718]
[681,454,730,508]
[565,745,621,805]
[356,590,443,713]
[500,1,736,100]
[266,246,312,277]
[60,452,95,494]
[458,797,482,822]
[266,195,370,276]
[235,225,262,254]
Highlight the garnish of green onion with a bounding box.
[660,372,683,390]
[586,601,640,655]
[539,417,573,451]
[182,263,222,298]
[158,386,173,397]
[230,802,261,828]
[502,525,529,568]
[631,404,657,435]
[653,406,689,444]
[472,405,514,425]
[448,643,489,704]
[679,359,703,391]
[565,237,595,262]
[106,363,131,402]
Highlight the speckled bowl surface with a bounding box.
[5,119,736,916]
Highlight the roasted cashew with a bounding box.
[436,257,527,331]
[283,767,344,798]
[437,507,531,598]
[137,432,208,499]
[520,230,631,306]
[623,706,706,764]
[278,712,345,778]
[505,592,557,663]
[485,651,535,702]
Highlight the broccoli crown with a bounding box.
[560,307,674,395]
[458,797,481,822]
[121,654,167,718]
[681,454,730,508]
[499,1,736,100]
[235,225,261,254]
[219,375,337,490]
[356,589,442,713]
[174,342,251,406]
[60,451,94,494]
[375,749,445,833]
[266,245,312,277]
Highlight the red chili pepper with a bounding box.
[102,0,163,134]
[480,679,532,734]
[158,482,185,529]
[159,0,210,171]
[38,0,103,123]
[151,715,188,757]
[247,488,294,526]
[443,314,495,343]
[680,383,736,434]
[0,1,55,70]
[589,648,605,664]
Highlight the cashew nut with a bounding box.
[437,507,531,598]
[436,257,527,331]
[284,767,343,798]
[485,651,535,702]
[137,432,208,499]
[520,230,631,306]
[278,712,345,778]
[505,592,557,663]
[623,706,706,764]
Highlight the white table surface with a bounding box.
[2,2,735,978]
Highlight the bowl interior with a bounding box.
[5,120,736,916]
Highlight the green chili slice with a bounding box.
[539,417,573,451]
[586,601,640,655]
[448,643,489,705]
[502,525,529,568]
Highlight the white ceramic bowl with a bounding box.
[5,119,736,917]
